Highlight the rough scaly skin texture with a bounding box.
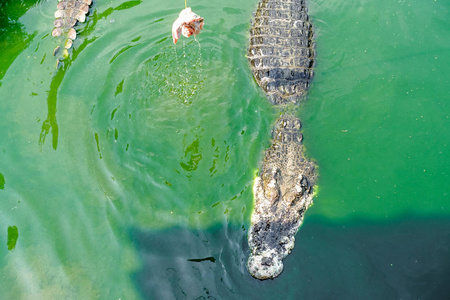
[248,116,317,279]
[248,0,314,105]
[247,0,317,280]
[51,0,92,58]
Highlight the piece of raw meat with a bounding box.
[172,7,204,44]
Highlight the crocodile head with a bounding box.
[247,116,317,280]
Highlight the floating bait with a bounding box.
[172,7,204,44]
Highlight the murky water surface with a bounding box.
[1,0,449,298]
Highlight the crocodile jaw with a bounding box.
[248,172,313,279]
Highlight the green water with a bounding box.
[0,0,449,298]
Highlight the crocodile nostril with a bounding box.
[261,257,273,266]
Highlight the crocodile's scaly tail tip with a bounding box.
[64,39,73,49]
[52,27,62,37]
[68,28,76,40]
[53,46,60,57]
[53,45,68,58]
[53,45,69,68]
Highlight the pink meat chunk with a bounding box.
[172,7,204,44]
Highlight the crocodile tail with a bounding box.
[52,0,92,63]
[248,0,315,105]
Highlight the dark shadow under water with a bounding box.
[130,216,450,300]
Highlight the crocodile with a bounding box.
[247,0,318,279]
[51,0,92,60]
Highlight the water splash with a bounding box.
[138,40,205,106]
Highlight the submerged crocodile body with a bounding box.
[51,0,92,59]
[247,0,317,279]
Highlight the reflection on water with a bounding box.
[0,172,5,189]
[0,0,40,83]
[39,68,63,150]
[132,218,450,299]
[7,225,19,251]
[178,129,225,177]
[180,133,203,173]
[38,3,99,150]
[131,224,246,299]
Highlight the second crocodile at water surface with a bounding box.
[247,0,318,280]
